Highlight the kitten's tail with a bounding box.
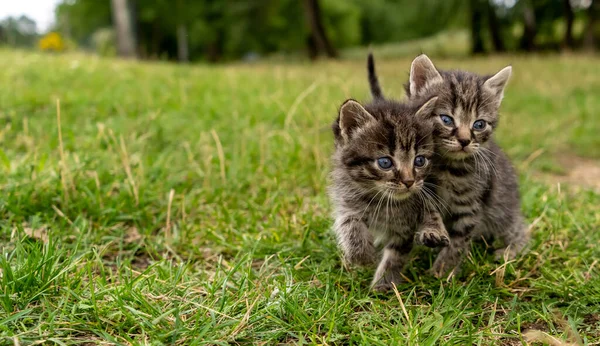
[367,52,384,100]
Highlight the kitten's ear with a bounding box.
[409,54,443,97]
[338,99,375,140]
[483,66,512,105]
[415,96,439,118]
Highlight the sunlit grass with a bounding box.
[0,48,599,344]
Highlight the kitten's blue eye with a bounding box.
[414,156,426,167]
[472,120,486,130]
[377,157,393,170]
[440,115,454,126]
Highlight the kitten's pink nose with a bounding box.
[402,179,415,188]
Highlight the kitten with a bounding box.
[402,55,529,277]
[367,53,451,249]
[329,94,447,292]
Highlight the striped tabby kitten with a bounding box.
[403,55,529,277]
[330,95,448,292]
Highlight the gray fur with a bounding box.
[368,53,384,100]
[406,55,529,277]
[329,97,449,291]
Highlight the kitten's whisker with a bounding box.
[424,186,450,211]
[421,186,450,215]
[385,189,391,227]
[359,188,385,223]
[472,149,480,174]
[476,149,500,179]
[480,146,500,158]
[418,189,432,216]
[474,150,487,176]
[475,150,489,177]
[481,152,496,177]
[370,188,387,229]
[424,181,442,189]
[421,190,442,215]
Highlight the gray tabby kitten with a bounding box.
[330,94,448,292]
[403,55,529,277]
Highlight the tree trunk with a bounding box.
[306,35,318,61]
[110,0,137,58]
[470,0,485,54]
[520,1,537,51]
[206,29,224,62]
[177,24,189,62]
[302,0,338,58]
[487,0,505,52]
[562,0,575,50]
[584,0,599,51]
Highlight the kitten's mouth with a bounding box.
[382,184,419,200]
[444,145,475,159]
[391,190,412,200]
[440,139,476,159]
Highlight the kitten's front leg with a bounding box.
[334,216,375,267]
[371,241,412,292]
[430,236,470,278]
[415,211,449,248]
[431,205,481,278]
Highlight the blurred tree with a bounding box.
[91,28,116,56]
[353,0,464,45]
[487,1,505,52]
[55,1,111,44]
[0,16,38,47]
[175,0,189,62]
[111,0,137,58]
[321,0,361,51]
[470,0,486,54]
[584,0,600,50]
[302,0,338,58]
[134,0,200,61]
[519,0,538,51]
[562,0,575,49]
[51,0,596,61]
[204,1,226,62]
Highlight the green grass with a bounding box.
[1,48,599,345]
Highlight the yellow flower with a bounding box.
[39,32,65,52]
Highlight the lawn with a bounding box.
[0,48,599,345]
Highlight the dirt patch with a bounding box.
[538,155,600,192]
[522,321,550,333]
[130,249,153,270]
[583,313,600,325]
[582,313,600,338]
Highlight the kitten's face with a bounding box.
[333,98,437,200]
[406,55,511,160]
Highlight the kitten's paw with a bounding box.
[415,229,450,248]
[430,248,461,279]
[371,275,403,293]
[427,267,443,279]
[372,282,394,293]
[494,247,517,262]
[428,264,459,280]
[343,245,376,267]
[429,259,447,279]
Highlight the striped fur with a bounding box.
[329,97,448,291]
[405,55,529,277]
[368,53,384,100]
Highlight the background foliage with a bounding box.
[1,0,599,61]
